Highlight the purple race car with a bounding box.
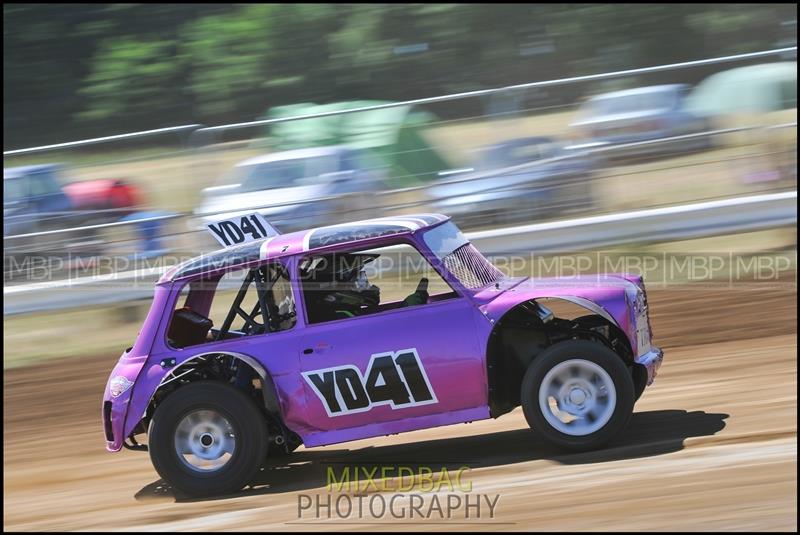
[102,213,663,496]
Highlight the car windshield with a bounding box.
[233,154,341,192]
[422,221,506,289]
[3,177,26,205]
[587,89,677,116]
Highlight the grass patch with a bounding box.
[3,302,150,370]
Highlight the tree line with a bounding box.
[3,3,795,148]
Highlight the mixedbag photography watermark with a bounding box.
[296,465,501,522]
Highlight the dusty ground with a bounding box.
[3,283,797,531]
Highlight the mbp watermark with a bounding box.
[296,465,501,522]
[4,249,795,289]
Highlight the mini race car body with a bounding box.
[103,213,663,496]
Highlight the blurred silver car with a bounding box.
[194,146,387,235]
[427,136,595,227]
[570,84,712,158]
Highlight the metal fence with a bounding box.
[4,189,796,315]
[4,46,797,285]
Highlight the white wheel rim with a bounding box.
[174,409,236,472]
[538,358,617,436]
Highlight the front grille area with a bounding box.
[443,243,506,289]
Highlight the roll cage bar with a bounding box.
[214,263,290,340]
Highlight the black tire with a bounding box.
[521,340,634,452]
[148,381,268,497]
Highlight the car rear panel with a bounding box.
[102,351,148,451]
[101,285,170,452]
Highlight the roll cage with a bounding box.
[214,263,295,340]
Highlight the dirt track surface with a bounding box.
[4,283,797,531]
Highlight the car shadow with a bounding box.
[135,409,727,503]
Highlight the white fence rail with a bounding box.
[4,191,796,315]
[3,123,795,246]
[470,190,797,253]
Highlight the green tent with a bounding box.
[684,62,797,117]
[262,101,452,188]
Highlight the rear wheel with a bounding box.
[148,381,268,497]
[521,340,634,451]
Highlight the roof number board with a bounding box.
[206,213,279,247]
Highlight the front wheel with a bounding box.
[521,340,634,452]
[148,381,268,497]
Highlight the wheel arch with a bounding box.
[133,351,286,438]
[485,297,634,418]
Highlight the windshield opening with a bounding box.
[4,177,26,205]
[587,89,677,116]
[422,222,506,289]
[227,154,341,192]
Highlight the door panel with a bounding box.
[298,298,486,432]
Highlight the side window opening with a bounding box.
[168,284,209,348]
[299,242,459,325]
[167,263,296,349]
[423,221,506,289]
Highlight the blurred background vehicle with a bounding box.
[570,84,713,159]
[3,163,171,264]
[685,62,797,118]
[4,164,140,255]
[685,62,797,186]
[191,99,458,239]
[4,165,73,238]
[427,136,595,227]
[193,146,388,235]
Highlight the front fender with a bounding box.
[478,274,645,354]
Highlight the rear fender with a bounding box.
[123,351,282,442]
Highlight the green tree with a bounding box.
[3,3,796,148]
[79,38,186,125]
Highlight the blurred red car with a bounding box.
[62,178,140,211]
